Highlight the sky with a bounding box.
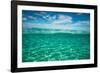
[22,10,90,33]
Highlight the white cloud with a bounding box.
[74,21,90,26]
[43,15,49,19]
[22,17,27,21]
[33,11,57,21]
[53,15,72,24]
[28,16,36,20]
[34,12,55,21]
[48,15,57,21]
[40,12,47,15]
[42,15,57,22]
[44,14,73,24]
[33,12,72,24]
[23,16,37,21]
[59,15,72,20]
[34,12,47,17]
[23,20,90,33]
[23,23,72,30]
[77,13,82,15]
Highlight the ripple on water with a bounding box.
[22,33,90,62]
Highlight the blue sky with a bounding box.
[22,10,90,33]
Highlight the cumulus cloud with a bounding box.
[23,16,37,22]
[22,17,27,21]
[77,13,82,15]
[34,11,47,17]
[22,11,90,33]
[28,16,33,19]
[23,23,72,30]
[52,15,72,24]
[41,12,57,21]
[23,20,90,33]
[59,15,72,20]
[34,12,56,21]
[74,21,90,26]
[33,12,73,24]
[46,15,56,21]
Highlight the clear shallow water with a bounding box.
[22,33,90,62]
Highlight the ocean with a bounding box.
[22,33,90,62]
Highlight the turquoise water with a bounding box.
[22,33,90,62]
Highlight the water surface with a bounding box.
[22,33,90,62]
